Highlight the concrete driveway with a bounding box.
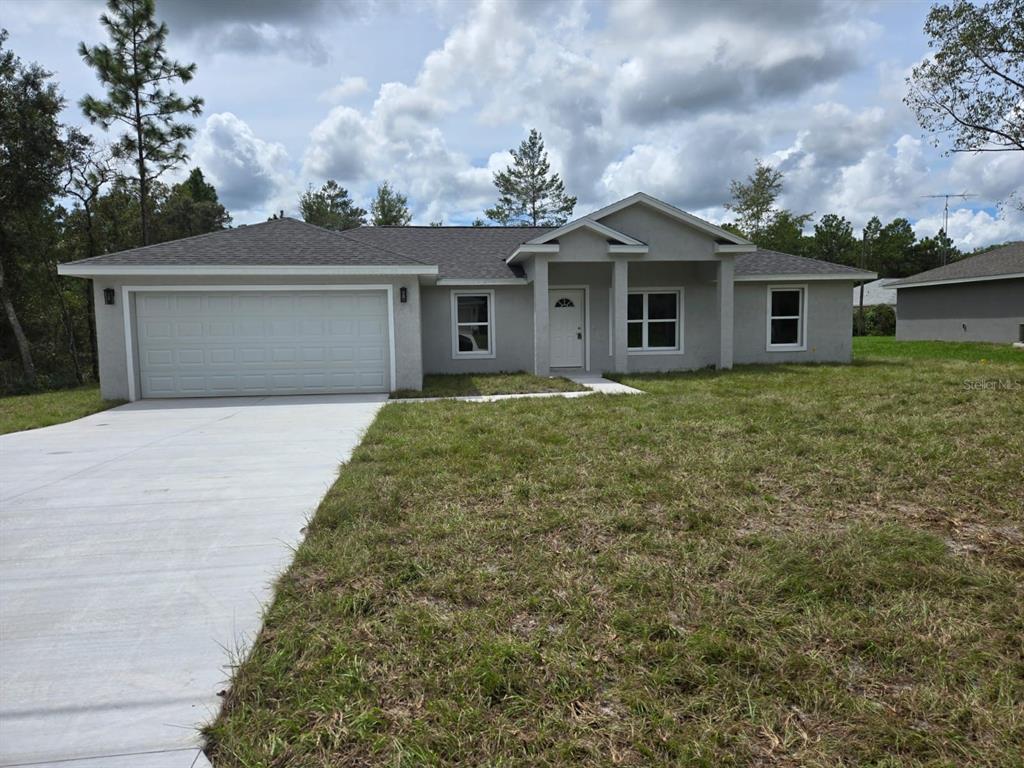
[0,394,386,767]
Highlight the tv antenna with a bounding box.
[921,192,977,264]
[921,192,974,237]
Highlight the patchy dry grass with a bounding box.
[392,371,585,399]
[205,348,1023,767]
[0,385,120,435]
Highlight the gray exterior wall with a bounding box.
[624,261,720,372]
[420,284,535,374]
[91,274,422,400]
[896,278,1024,343]
[733,281,854,364]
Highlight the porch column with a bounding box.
[533,254,550,375]
[717,256,734,370]
[612,258,629,372]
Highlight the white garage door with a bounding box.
[135,290,390,398]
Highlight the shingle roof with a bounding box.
[62,219,876,281]
[344,225,551,279]
[736,249,875,278]
[889,241,1024,287]
[64,217,425,267]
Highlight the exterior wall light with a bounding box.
[400,286,408,303]
[103,288,116,305]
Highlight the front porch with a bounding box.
[529,257,735,376]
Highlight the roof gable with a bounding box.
[588,192,752,246]
[526,218,645,246]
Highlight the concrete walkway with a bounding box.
[390,375,644,404]
[567,374,645,395]
[0,395,385,767]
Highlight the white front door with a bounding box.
[549,289,585,368]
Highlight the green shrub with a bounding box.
[853,304,896,336]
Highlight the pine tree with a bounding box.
[298,180,366,230]
[370,181,412,226]
[485,129,576,226]
[79,0,203,245]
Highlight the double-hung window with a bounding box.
[766,285,806,350]
[451,291,495,358]
[627,289,681,352]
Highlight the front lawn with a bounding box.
[854,335,1024,364]
[392,371,586,399]
[0,384,120,435]
[206,349,1023,766]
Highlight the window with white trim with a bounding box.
[627,290,681,351]
[451,291,495,357]
[767,286,806,350]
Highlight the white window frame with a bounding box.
[627,287,683,355]
[450,289,496,359]
[765,284,808,352]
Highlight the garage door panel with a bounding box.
[136,290,389,398]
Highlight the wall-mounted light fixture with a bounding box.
[400,286,408,303]
[103,288,116,305]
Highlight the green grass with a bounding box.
[205,347,1023,767]
[854,335,1024,364]
[392,372,586,399]
[0,384,121,435]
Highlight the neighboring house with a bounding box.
[58,192,875,400]
[853,278,898,307]
[890,242,1024,344]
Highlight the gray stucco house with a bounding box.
[890,241,1024,344]
[58,192,875,400]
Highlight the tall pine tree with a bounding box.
[485,129,576,226]
[79,0,203,245]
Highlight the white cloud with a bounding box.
[192,112,295,215]
[12,0,998,242]
[318,76,370,104]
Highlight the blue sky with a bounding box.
[5,0,1022,247]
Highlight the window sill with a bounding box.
[765,344,807,352]
[451,351,497,360]
[628,348,683,356]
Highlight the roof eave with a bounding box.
[889,272,1024,289]
[57,264,439,278]
[734,271,878,282]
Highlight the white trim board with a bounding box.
[735,272,876,282]
[120,284,397,402]
[60,264,437,277]
[434,278,528,286]
[889,272,1024,289]
[549,284,592,372]
[527,218,645,247]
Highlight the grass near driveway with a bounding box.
[206,345,1023,767]
[392,371,586,399]
[0,384,120,435]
